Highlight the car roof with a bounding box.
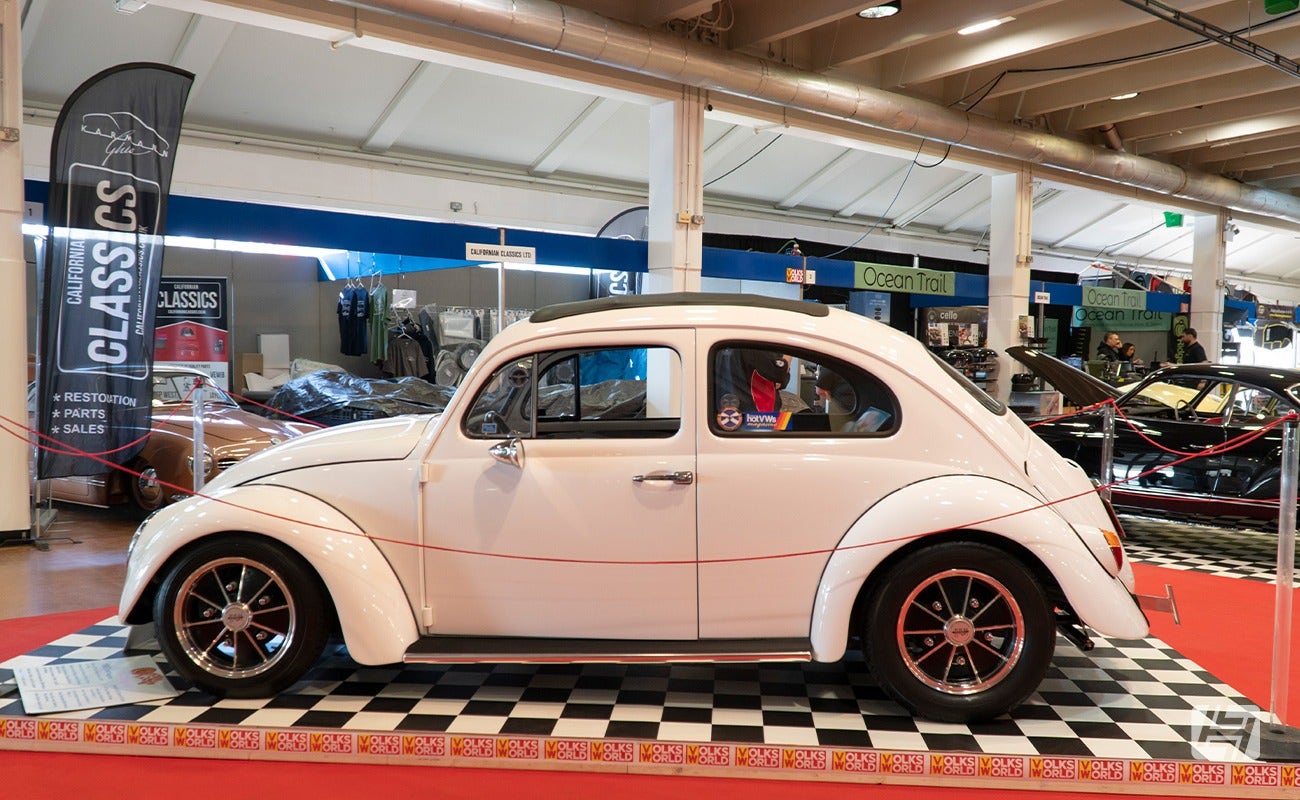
[530,292,830,323]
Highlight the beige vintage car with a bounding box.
[32,367,316,515]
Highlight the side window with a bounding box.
[464,346,681,439]
[710,344,898,435]
[1227,386,1282,424]
[1131,376,1229,421]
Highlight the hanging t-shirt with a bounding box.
[336,287,369,356]
[368,284,390,363]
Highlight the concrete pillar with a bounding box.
[0,0,30,536]
[1190,211,1227,362]
[644,87,704,294]
[987,166,1034,402]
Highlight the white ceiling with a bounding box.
[20,0,1300,299]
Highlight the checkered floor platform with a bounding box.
[1121,514,1295,584]
[0,619,1260,762]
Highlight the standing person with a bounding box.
[1177,328,1209,364]
[1160,327,1210,366]
[1096,331,1123,361]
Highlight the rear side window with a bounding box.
[464,346,681,439]
[929,352,1005,415]
[710,343,899,435]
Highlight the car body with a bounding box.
[34,367,316,514]
[1009,346,1299,529]
[119,294,1150,723]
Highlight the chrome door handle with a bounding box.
[633,471,693,485]
[488,438,523,468]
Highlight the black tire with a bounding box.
[862,541,1054,723]
[152,536,329,698]
[128,458,167,516]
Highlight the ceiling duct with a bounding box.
[331,0,1300,226]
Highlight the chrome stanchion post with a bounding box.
[1273,418,1297,724]
[1260,416,1300,761]
[191,376,206,495]
[1099,402,1115,503]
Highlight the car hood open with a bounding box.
[1005,346,1122,409]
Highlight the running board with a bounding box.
[404,636,813,665]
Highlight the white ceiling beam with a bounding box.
[530,96,621,176]
[834,162,911,218]
[775,148,868,209]
[1068,63,1295,131]
[728,0,869,48]
[891,173,980,229]
[812,0,1053,69]
[1114,86,1300,143]
[170,13,236,97]
[1050,202,1127,249]
[1180,131,1300,165]
[362,61,454,152]
[637,1,717,25]
[1134,112,1300,155]
[20,0,49,62]
[1133,228,1192,261]
[703,126,774,177]
[966,2,1280,110]
[1203,145,1300,174]
[938,196,989,233]
[877,2,1148,88]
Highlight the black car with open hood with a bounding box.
[1007,349,1300,530]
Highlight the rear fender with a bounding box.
[119,484,419,665]
[809,475,1148,661]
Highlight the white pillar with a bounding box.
[987,166,1033,402]
[0,0,29,535]
[644,87,704,294]
[1190,211,1227,362]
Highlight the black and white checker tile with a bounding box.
[1121,514,1295,583]
[0,619,1261,762]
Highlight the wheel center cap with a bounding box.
[944,616,975,646]
[222,603,252,632]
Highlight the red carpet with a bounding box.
[1135,562,1299,726]
[0,574,1280,800]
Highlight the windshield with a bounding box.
[151,372,237,408]
[928,352,1005,415]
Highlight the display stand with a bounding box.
[1258,417,1300,762]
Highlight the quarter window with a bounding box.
[709,344,898,435]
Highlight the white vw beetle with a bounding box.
[120,293,1153,723]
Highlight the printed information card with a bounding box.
[14,656,179,715]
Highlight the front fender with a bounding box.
[118,484,419,665]
[809,475,1148,661]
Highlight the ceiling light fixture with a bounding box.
[958,17,1012,35]
[113,0,149,13]
[858,2,901,19]
[1110,92,1140,100]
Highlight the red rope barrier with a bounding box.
[3,409,1294,567]
[223,388,327,429]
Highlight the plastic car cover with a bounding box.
[268,370,456,421]
[536,379,646,419]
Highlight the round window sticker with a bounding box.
[716,405,742,431]
[508,366,529,387]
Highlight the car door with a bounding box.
[420,329,698,640]
[694,336,935,640]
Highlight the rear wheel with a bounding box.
[152,536,328,698]
[863,542,1054,723]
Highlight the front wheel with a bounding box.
[128,457,167,516]
[862,542,1054,723]
[152,536,329,698]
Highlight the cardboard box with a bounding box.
[235,353,264,391]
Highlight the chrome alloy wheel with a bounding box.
[172,556,297,679]
[895,569,1025,695]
